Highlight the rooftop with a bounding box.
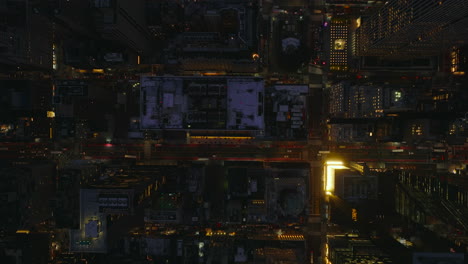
[140,76,264,131]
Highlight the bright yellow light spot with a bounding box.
[47,111,55,118]
[92,69,104,73]
[202,71,226,76]
[252,53,260,60]
[324,160,348,194]
[16,230,30,234]
[334,39,346,51]
[352,208,358,221]
[326,161,343,165]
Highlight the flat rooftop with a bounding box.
[140,76,264,131]
[69,189,107,253]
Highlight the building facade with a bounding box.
[356,0,468,57]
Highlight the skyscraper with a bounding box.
[328,17,349,71]
[356,0,468,57]
[92,0,152,57]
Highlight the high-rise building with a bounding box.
[329,82,348,117]
[92,0,152,57]
[70,166,161,253]
[328,17,350,71]
[356,0,468,57]
[0,0,53,71]
[348,85,386,118]
[329,82,389,119]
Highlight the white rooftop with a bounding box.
[85,220,99,238]
[140,76,264,130]
[226,79,264,130]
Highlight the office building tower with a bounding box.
[328,17,349,71]
[92,0,152,57]
[329,82,348,117]
[356,0,468,57]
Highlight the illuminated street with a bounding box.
[1,1,468,264]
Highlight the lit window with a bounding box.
[394,91,402,102]
[411,124,423,136]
